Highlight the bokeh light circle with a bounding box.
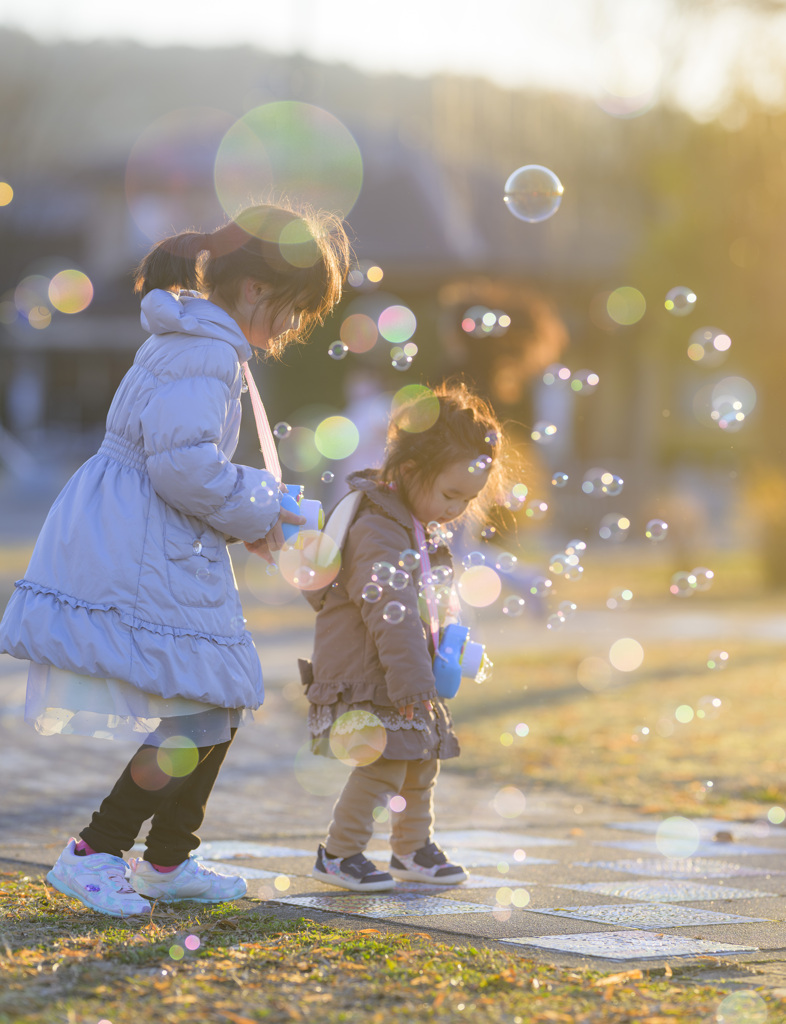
[278,530,341,591]
[125,107,231,240]
[606,286,646,326]
[314,416,359,460]
[340,313,378,353]
[457,565,502,607]
[277,426,321,472]
[655,816,701,858]
[329,710,387,767]
[378,304,417,344]
[390,385,440,434]
[492,785,527,818]
[608,637,644,672]
[214,101,363,220]
[664,286,696,316]
[48,270,94,314]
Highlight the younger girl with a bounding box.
[302,382,511,891]
[0,202,350,916]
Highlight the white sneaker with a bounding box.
[128,856,247,903]
[47,838,151,917]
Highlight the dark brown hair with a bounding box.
[133,201,351,357]
[381,380,520,519]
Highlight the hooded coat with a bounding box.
[302,471,460,760]
[0,289,281,711]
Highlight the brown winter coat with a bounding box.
[300,470,460,760]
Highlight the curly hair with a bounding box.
[380,380,523,520]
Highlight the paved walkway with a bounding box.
[3,620,786,986]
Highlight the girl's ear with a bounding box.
[240,278,265,305]
[398,459,417,482]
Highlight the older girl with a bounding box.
[0,202,350,916]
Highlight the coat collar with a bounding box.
[346,469,414,532]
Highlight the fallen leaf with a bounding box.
[592,969,643,987]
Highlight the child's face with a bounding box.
[404,458,487,526]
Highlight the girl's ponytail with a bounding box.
[133,231,211,296]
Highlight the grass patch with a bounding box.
[452,635,786,818]
[1,872,781,1023]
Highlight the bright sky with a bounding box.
[1,0,785,120]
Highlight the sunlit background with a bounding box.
[3,0,786,615]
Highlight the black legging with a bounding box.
[80,722,237,865]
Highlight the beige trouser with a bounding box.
[325,756,439,859]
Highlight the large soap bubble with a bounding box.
[503,165,563,223]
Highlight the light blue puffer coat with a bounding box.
[0,290,281,709]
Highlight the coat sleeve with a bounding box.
[140,368,281,543]
[343,511,438,708]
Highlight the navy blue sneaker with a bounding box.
[312,845,395,892]
[389,842,468,884]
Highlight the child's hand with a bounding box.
[244,537,275,564]
[398,700,433,721]
[265,506,307,552]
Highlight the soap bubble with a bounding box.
[382,601,406,624]
[570,369,600,394]
[551,471,569,487]
[691,566,715,591]
[495,552,518,572]
[687,326,731,365]
[371,561,395,584]
[320,470,335,483]
[607,587,633,610]
[525,500,548,520]
[361,583,383,603]
[528,576,553,598]
[530,422,558,444]
[398,549,420,571]
[707,650,729,670]
[328,340,348,360]
[599,514,630,541]
[669,571,697,597]
[273,422,291,439]
[503,165,563,223]
[582,467,617,496]
[549,552,579,576]
[462,550,486,569]
[558,600,577,620]
[645,518,668,541]
[664,286,697,316]
[502,596,526,617]
[389,569,410,590]
[543,363,572,386]
[391,348,414,371]
[480,525,497,541]
[564,539,587,556]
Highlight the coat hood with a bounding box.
[140,289,253,363]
